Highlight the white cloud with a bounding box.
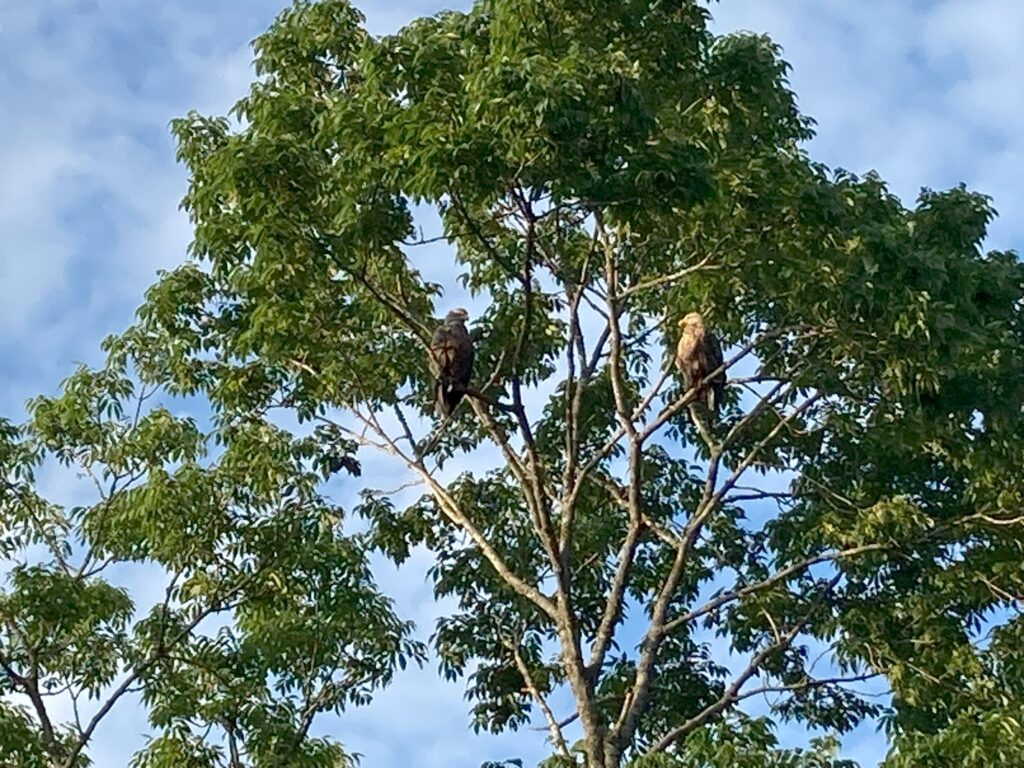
[0,0,281,416]
[709,0,1022,252]
[0,136,78,331]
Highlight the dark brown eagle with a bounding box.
[430,308,474,417]
[675,311,725,416]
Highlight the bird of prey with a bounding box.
[675,311,726,416]
[430,308,474,417]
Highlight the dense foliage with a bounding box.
[2,1,1022,766]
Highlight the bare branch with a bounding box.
[723,490,795,504]
[616,254,722,300]
[391,402,420,458]
[587,442,644,675]
[654,671,882,752]
[0,653,57,751]
[448,194,520,280]
[559,281,589,558]
[505,638,570,757]
[979,574,1024,604]
[226,719,243,768]
[649,574,844,753]
[464,385,519,414]
[709,393,822,511]
[662,543,890,635]
[586,216,648,681]
[972,513,1024,527]
[612,391,821,750]
[584,323,612,378]
[348,407,560,622]
[598,216,637,439]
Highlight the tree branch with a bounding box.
[505,638,570,758]
[616,253,722,300]
[0,653,57,752]
[587,215,646,682]
[60,568,261,768]
[662,543,890,635]
[348,408,560,622]
[649,575,843,753]
[612,391,821,751]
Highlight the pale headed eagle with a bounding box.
[430,308,474,417]
[675,312,726,415]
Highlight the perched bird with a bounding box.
[430,308,474,417]
[675,311,726,416]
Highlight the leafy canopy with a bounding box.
[3,1,1023,767]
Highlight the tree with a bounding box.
[0,367,423,768]
[4,0,1023,766]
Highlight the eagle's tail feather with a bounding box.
[446,389,464,414]
[435,381,451,418]
[435,380,465,418]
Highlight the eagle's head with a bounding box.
[678,311,705,330]
[446,308,470,323]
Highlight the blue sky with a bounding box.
[0,1,1021,766]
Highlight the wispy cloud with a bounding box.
[709,0,1022,251]
[0,0,279,413]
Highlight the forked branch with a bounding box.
[648,574,844,753]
